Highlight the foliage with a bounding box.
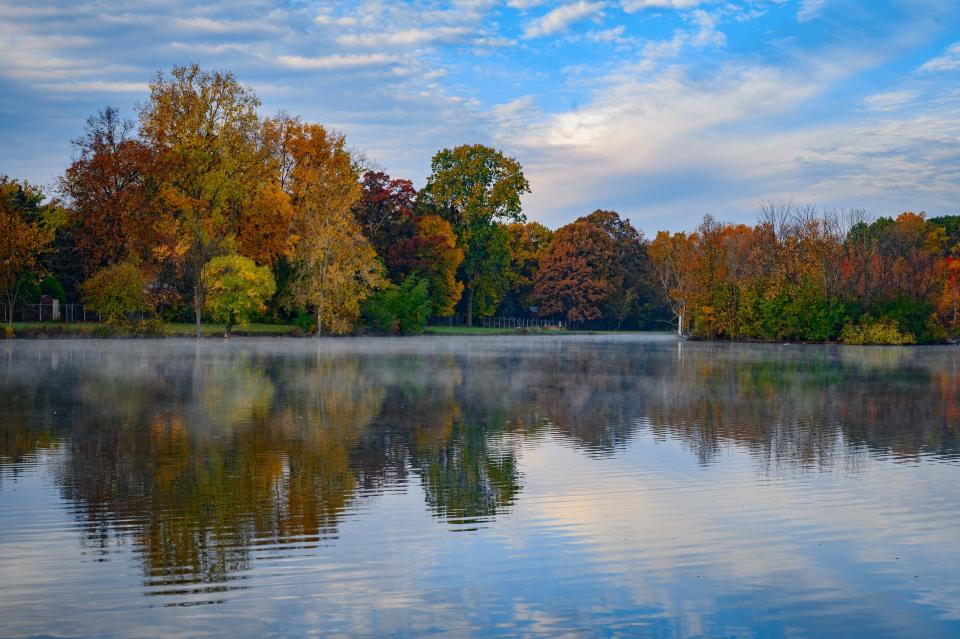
[364,276,432,335]
[533,217,613,323]
[841,316,916,345]
[81,262,149,325]
[140,64,275,326]
[421,144,529,325]
[353,170,418,259]
[202,254,276,333]
[4,64,956,344]
[410,215,464,316]
[60,107,160,276]
[533,211,650,328]
[285,122,386,334]
[40,277,66,305]
[500,222,552,316]
[648,205,953,343]
[0,177,55,327]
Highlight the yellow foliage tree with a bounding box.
[285,122,385,334]
[139,64,277,328]
[0,177,54,330]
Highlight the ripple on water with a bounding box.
[0,337,959,637]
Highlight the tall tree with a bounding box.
[139,64,272,329]
[532,218,615,324]
[0,178,55,329]
[501,222,552,316]
[353,170,417,254]
[60,107,159,277]
[421,144,529,325]
[649,230,695,336]
[407,215,464,316]
[285,122,385,334]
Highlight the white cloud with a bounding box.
[336,27,473,48]
[621,0,708,12]
[34,80,148,93]
[797,0,828,22]
[689,9,726,47]
[917,42,960,74]
[639,9,726,63]
[522,1,606,39]
[584,25,627,43]
[862,90,918,112]
[274,53,402,70]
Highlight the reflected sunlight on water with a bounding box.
[1,335,959,637]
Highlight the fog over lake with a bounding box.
[1,335,959,638]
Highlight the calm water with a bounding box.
[1,336,959,638]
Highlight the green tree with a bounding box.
[421,144,529,325]
[364,276,432,335]
[81,262,149,325]
[202,254,276,335]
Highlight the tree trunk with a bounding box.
[5,287,15,330]
[677,309,684,338]
[466,286,474,327]
[316,292,323,337]
[194,286,202,337]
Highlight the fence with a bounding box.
[1,303,101,324]
[429,315,564,330]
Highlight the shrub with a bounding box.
[363,276,432,335]
[293,310,316,334]
[81,262,149,325]
[202,254,276,334]
[39,276,66,305]
[841,315,916,345]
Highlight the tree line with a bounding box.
[651,203,960,343]
[1,64,958,342]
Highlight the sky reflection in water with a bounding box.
[1,335,958,638]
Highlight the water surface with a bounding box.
[1,335,959,637]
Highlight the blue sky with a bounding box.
[0,0,958,232]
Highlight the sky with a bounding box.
[0,0,958,233]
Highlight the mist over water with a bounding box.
[1,335,958,637]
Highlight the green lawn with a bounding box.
[8,321,300,337]
[163,322,299,336]
[423,325,566,335]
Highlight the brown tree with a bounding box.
[285,122,385,334]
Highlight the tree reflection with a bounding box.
[0,339,958,600]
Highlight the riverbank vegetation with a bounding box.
[2,64,958,343]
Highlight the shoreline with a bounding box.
[3,322,956,345]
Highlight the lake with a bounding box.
[1,335,958,638]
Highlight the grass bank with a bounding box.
[7,322,300,338]
[423,326,567,336]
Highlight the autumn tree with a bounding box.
[501,222,552,316]
[0,178,55,330]
[532,218,614,324]
[533,211,648,328]
[421,144,529,325]
[408,215,464,316]
[353,170,417,256]
[139,64,275,329]
[81,262,149,325]
[582,210,651,329]
[202,254,276,335]
[285,122,385,335]
[60,107,160,276]
[649,230,694,336]
[350,171,463,314]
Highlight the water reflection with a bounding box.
[1,337,959,636]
